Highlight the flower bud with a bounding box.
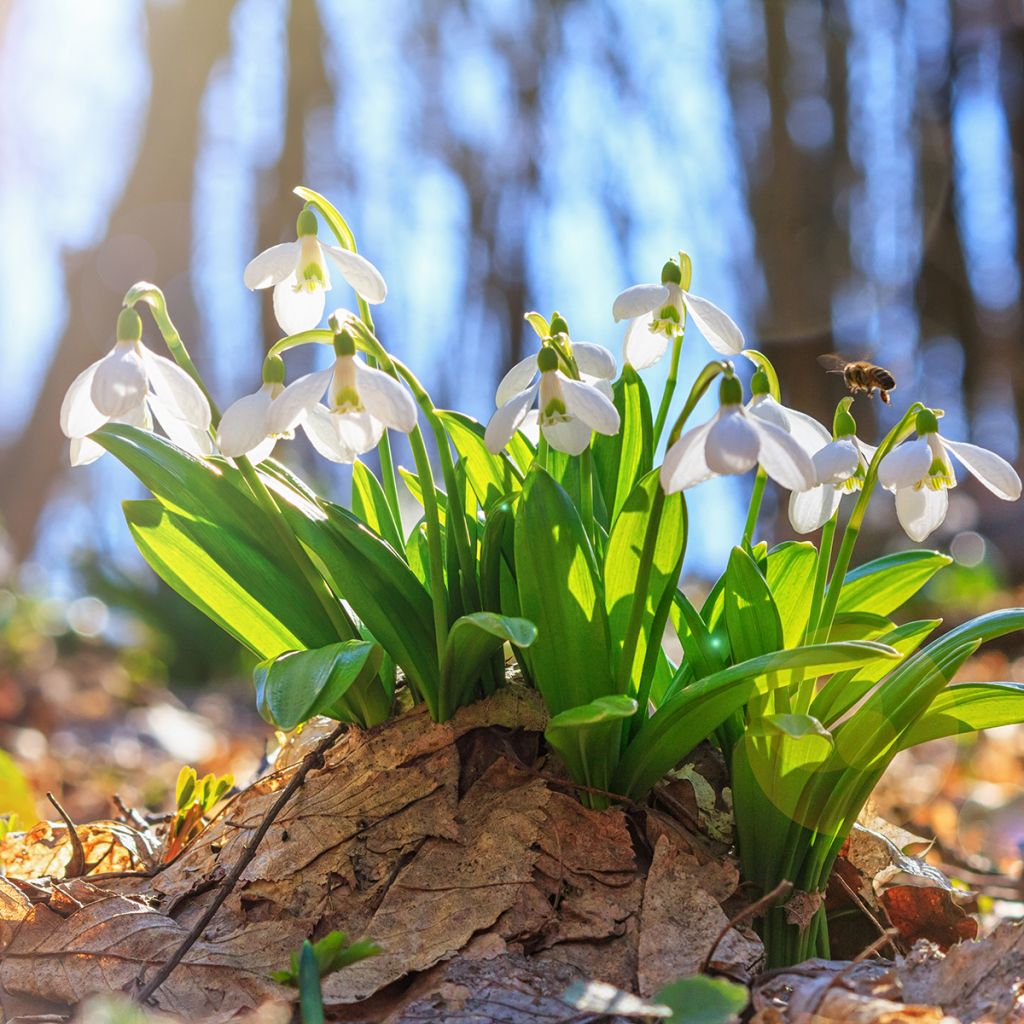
[333,329,357,358]
[537,346,559,373]
[719,374,743,406]
[116,307,143,343]
[750,367,771,396]
[833,396,857,439]
[549,312,569,338]
[916,408,940,436]
[262,354,286,385]
[296,208,318,238]
[661,260,682,286]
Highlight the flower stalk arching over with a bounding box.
[263,328,418,463]
[59,307,213,466]
[484,339,620,456]
[244,208,387,335]
[877,408,1023,542]
[613,257,745,369]
[660,373,816,494]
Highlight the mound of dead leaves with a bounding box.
[1,687,1023,1024]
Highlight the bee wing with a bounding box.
[817,353,849,373]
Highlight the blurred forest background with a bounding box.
[1,0,1023,683]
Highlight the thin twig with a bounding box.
[834,873,899,955]
[112,793,150,831]
[134,721,348,1004]
[700,880,793,974]
[47,792,87,878]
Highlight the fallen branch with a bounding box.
[133,720,349,1004]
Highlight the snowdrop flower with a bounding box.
[877,409,1022,542]
[787,401,874,534]
[60,308,212,466]
[244,209,387,336]
[613,259,744,369]
[266,329,417,463]
[661,374,816,494]
[216,356,291,464]
[485,344,620,456]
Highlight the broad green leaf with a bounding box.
[826,611,895,642]
[745,714,834,800]
[900,682,1024,748]
[437,612,536,720]
[400,467,447,524]
[604,471,686,698]
[614,640,899,799]
[175,766,196,809]
[124,500,336,658]
[724,546,782,664]
[545,695,638,808]
[838,550,952,616]
[0,749,38,823]
[655,974,748,1024]
[514,467,613,715]
[671,590,726,683]
[592,367,654,524]
[255,640,384,730]
[437,411,524,510]
[351,460,404,552]
[766,542,816,646]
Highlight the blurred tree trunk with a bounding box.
[254,0,331,353]
[0,0,233,560]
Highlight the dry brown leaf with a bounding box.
[0,875,32,951]
[0,821,160,881]
[636,834,762,996]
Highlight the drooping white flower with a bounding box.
[244,209,387,336]
[266,331,417,463]
[877,410,1022,542]
[60,308,212,466]
[485,343,620,455]
[613,260,744,368]
[660,375,816,494]
[216,356,293,464]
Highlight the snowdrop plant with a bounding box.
[62,187,1024,970]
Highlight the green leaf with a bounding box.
[255,640,383,731]
[604,471,686,697]
[724,546,783,664]
[670,590,727,684]
[298,941,325,1024]
[900,682,1024,748]
[614,640,899,800]
[766,542,816,647]
[437,411,524,510]
[400,467,447,524]
[124,500,335,658]
[655,974,748,1024]
[826,611,895,642]
[838,550,952,616]
[545,694,638,808]
[591,367,654,524]
[514,467,613,715]
[437,612,536,720]
[351,460,404,552]
[175,766,196,810]
[0,749,38,823]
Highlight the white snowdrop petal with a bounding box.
[148,395,213,456]
[246,436,277,465]
[485,384,538,454]
[746,395,789,431]
[273,276,327,335]
[813,439,860,485]
[782,406,832,455]
[70,436,105,467]
[496,355,538,407]
[356,363,418,433]
[878,438,932,491]
[141,349,212,429]
[301,404,359,463]
[705,410,760,476]
[91,343,148,418]
[895,485,949,543]
[622,312,668,370]
[942,437,1023,501]
[519,409,540,445]
[560,376,621,436]
[749,414,817,491]
[612,284,668,322]
[334,409,386,455]
[660,416,717,493]
[323,244,388,304]
[244,241,301,289]
[789,485,842,534]
[217,390,273,457]
[267,368,333,435]
[61,363,106,438]
[541,417,594,455]
[681,291,745,354]
[573,342,617,380]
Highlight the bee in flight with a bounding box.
[817,354,896,404]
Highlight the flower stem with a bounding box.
[580,448,595,540]
[536,436,549,471]
[804,513,837,644]
[741,468,767,549]
[652,326,685,448]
